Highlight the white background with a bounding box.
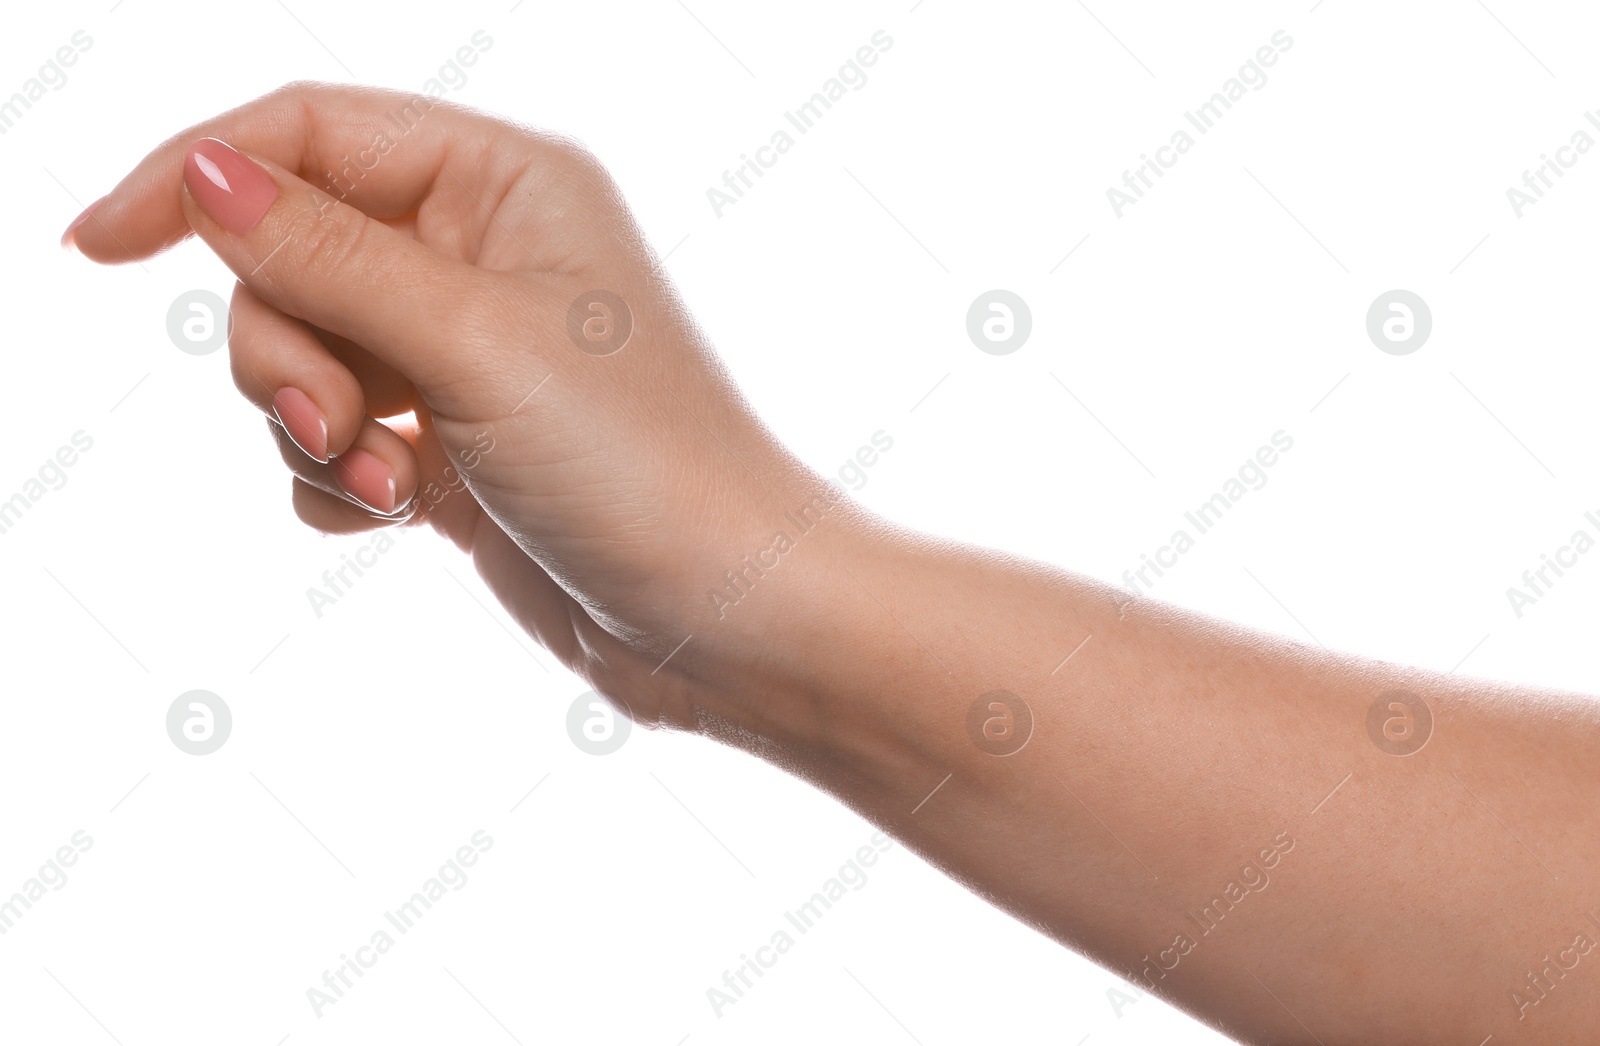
[3,1,1598,1043]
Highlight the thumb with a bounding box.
[180,137,540,421]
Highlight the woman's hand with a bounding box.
[67,79,1600,1046]
[67,81,864,732]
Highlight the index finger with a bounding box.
[66,80,515,262]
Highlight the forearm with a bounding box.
[688,511,1600,1045]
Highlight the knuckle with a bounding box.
[275,78,332,101]
[570,149,617,197]
[531,131,617,195]
[293,209,371,280]
[547,133,600,171]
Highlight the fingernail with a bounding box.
[60,196,103,252]
[183,137,277,235]
[272,388,329,463]
[334,449,398,515]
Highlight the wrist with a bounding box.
[670,496,959,804]
[671,480,893,747]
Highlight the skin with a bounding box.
[68,83,1600,1044]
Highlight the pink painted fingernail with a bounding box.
[334,449,398,515]
[272,388,329,463]
[60,197,103,251]
[183,138,277,235]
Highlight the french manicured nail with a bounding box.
[334,449,398,515]
[60,197,103,251]
[272,388,329,463]
[183,137,277,235]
